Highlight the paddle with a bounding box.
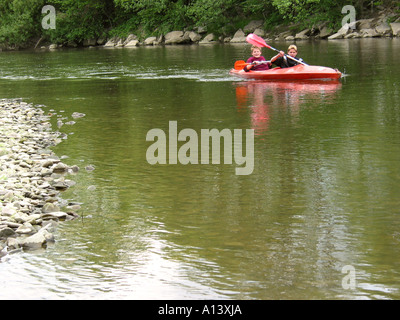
[234,60,270,70]
[246,33,309,66]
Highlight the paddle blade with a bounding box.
[234,60,248,70]
[246,33,271,49]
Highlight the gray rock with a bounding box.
[164,31,190,45]
[344,32,362,39]
[52,162,69,173]
[196,26,207,34]
[20,230,52,250]
[253,28,265,37]
[230,29,247,43]
[85,165,95,171]
[104,37,119,47]
[275,30,293,40]
[357,18,375,30]
[391,23,400,36]
[376,22,392,36]
[124,40,139,47]
[71,112,85,119]
[199,33,216,44]
[123,34,138,45]
[243,20,264,33]
[295,29,311,40]
[1,221,22,229]
[0,227,16,238]
[15,222,35,235]
[6,237,20,250]
[143,36,157,45]
[41,159,54,168]
[115,39,124,47]
[1,205,16,216]
[42,211,68,220]
[188,31,202,43]
[328,24,351,40]
[25,214,42,225]
[360,28,380,37]
[51,180,70,191]
[13,212,30,224]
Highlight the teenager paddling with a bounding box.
[271,44,305,68]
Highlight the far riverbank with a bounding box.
[38,14,400,50]
[1,6,399,51]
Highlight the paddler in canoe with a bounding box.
[243,44,306,72]
[270,44,306,68]
[243,46,272,72]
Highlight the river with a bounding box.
[1,38,400,299]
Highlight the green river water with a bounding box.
[0,38,400,299]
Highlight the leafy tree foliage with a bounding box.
[0,0,396,47]
[0,0,45,46]
[44,0,115,43]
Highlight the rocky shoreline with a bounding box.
[0,99,82,258]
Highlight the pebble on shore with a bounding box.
[0,99,80,258]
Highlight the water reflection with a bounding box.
[1,40,400,300]
[235,80,342,135]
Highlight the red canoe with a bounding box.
[230,64,342,81]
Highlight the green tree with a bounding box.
[186,0,245,34]
[113,0,191,35]
[44,0,115,44]
[0,0,45,47]
[270,0,321,21]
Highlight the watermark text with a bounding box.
[341,5,356,30]
[42,5,56,30]
[146,121,254,175]
[342,265,356,290]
